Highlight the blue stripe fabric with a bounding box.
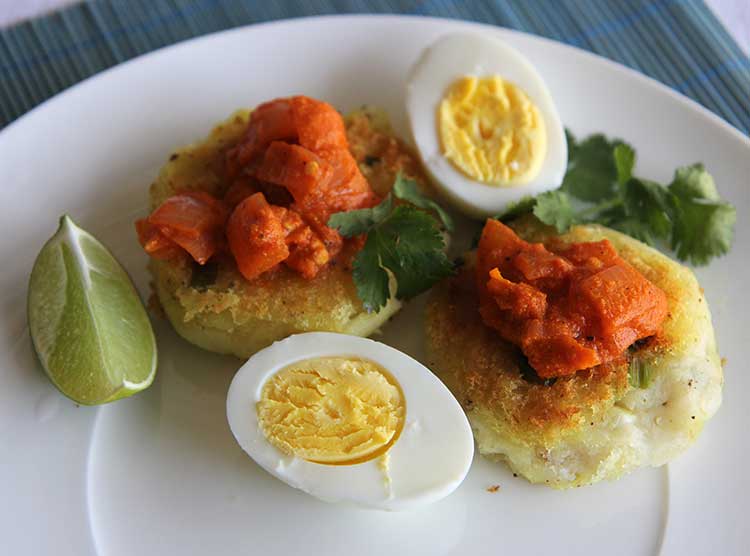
[0,0,748,133]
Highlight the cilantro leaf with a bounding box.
[614,144,635,186]
[668,164,736,265]
[670,163,720,201]
[329,177,455,312]
[352,233,390,312]
[611,217,656,246]
[533,191,577,233]
[327,194,393,236]
[499,132,735,266]
[565,129,577,162]
[669,198,735,265]
[496,195,536,222]
[392,173,454,232]
[562,134,629,202]
[375,206,454,299]
[620,178,672,244]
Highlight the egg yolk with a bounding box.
[256,357,405,464]
[438,75,547,185]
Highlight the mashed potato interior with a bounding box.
[257,357,405,464]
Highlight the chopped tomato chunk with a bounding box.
[512,245,572,283]
[572,263,668,351]
[255,141,333,206]
[226,192,335,280]
[292,95,349,152]
[523,334,601,378]
[477,220,668,378]
[136,192,227,265]
[226,99,297,178]
[560,239,620,271]
[487,268,547,320]
[315,146,380,213]
[225,96,378,279]
[135,218,183,261]
[148,192,223,237]
[223,179,257,208]
[138,96,379,280]
[284,222,331,279]
[226,193,289,280]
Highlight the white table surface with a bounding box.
[0,0,748,55]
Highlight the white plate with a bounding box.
[1,15,748,556]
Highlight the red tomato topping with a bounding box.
[136,191,227,265]
[476,219,668,378]
[137,96,379,280]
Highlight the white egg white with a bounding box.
[406,32,567,218]
[226,332,474,511]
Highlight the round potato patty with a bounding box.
[147,107,424,358]
[425,217,723,488]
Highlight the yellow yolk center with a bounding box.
[438,75,547,186]
[256,357,405,464]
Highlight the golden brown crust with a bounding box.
[149,111,249,208]
[426,263,629,443]
[146,107,428,358]
[425,216,722,487]
[346,107,428,197]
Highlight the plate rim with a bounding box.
[0,13,745,556]
[1,14,748,150]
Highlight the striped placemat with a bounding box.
[1,0,748,134]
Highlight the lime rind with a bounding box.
[28,215,157,405]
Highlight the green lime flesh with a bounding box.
[28,215,157,405]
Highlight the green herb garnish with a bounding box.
[498,131,736,265]
[496,195,537,223]
[628,356,654,389]
[392,173,454,232]
[328,173,454,312]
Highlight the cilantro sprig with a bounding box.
[498,132,736,265]
[391,173,454,232]
[328,173,454,312]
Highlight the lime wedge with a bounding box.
[28,215,157,405]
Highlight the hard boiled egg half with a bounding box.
[226,332,474,511]
[406,33,567,218]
